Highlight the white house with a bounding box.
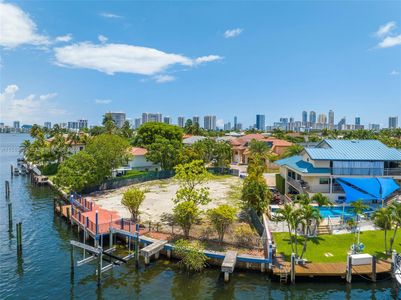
[128,147,159,171]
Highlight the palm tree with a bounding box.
[295,193,311,206]
[19,140,31,157]
[389,202,401,252]
[299,205,321,259]
[351,200,368,223]
[311,193,332,207]
[282,144,304,158]
[273,204,296,254]
[373,207,393,255]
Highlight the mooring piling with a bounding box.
[8,202,13,227]
[5,180,11,199]
[11,165,14,178]
[290,253,296,284]
[135,223,140,267]
[16,222,22,251]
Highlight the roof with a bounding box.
[275,155,331,174]
[130,147,148,156]
[183,136,207,145]
[304,139,401,161]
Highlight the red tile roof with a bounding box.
[130,147,148,156]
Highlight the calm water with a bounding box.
[0,134,400,300]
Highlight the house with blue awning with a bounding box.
[275,140,401,202]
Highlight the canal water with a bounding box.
[0,133,400,299]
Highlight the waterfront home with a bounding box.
[127,147,159,171]
[46,133,86,155]
[183,135,207,145]
[275,139,401,202]
[230,134,293,165]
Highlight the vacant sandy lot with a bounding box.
[92,176,242,223]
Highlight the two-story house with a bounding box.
[276,140,401,201]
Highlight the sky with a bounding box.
[0,1,400,128]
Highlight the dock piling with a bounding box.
[346,254,352,283]
[5,180,10,199]
[16,222,22,251]
[11,165,13,177]
[8,202,12,227]
[392,250,397,278]
[290,253,296,284]
[371,256,377,282]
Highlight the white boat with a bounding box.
[394,254,401,285]
[13,167,20,176]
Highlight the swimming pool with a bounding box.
[271,205,374,219]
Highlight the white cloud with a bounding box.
[95,99,112,104]
[100,12,122,19]
[378,34,401,48]
[224,28,243,39]
[54,42,222,76]
[390,70,400,75]
[0,2,49,48]
[55,34,73,43]
[194,55,223,64]
[0,85,65,123]
[153,75,175,83]
[98,35,108,43]
[216,119,224,128]
[375,21,396,38]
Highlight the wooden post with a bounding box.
[8,202,12,227]
[371,256,377,282]
[290,253,296,284]
[5,180,10,199]
[167,249,171,259]
[97,250,102,287]
[95,210,99,247]
[135,223,140,267]
[66,207,70,223]
[11,165,13,177]
[392,250,397,278]
[346,254,352,283]
[70,244,74,274]
[109,231,113,249]
[16,222,22,252]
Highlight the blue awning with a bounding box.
[337,177,400,203]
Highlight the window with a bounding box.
[319,177,329,184]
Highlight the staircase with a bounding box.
[317,224,331,235]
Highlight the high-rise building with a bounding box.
[192,116,200,126]
[317,114,327,124]
[78,119,88,130]
[177,116,185,128]
[236,123,243,130]
[203,115,216,130]
[224,122,231,131]
[163,116,172,124]
[328,110,334,128]
[68,121,79,130]
[355,117,361,126]
[134,118,141,129]
[44,122,52,129]
[302,111,308,125]
[309,111,316,124]
[13,121,20,130]
[142,113,162,124]
[389,116,399,129]
[256,114,266,131]
[108,112,126,128]
[338,117,346,130]
[234,116,238,130]
[369,123,380,131]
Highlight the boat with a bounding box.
[13,167,20,176]
[395,254,401,285]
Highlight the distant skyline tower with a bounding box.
[234,116,238,130]
[255,114,266,131]
[108,112,126,128]
[328,110,334,128]
[317,113,327,124]
[13,121,20,130]
[203,115,216,130]
[192,116,200,125]
[177,116,185,128]
[302,111,308,125]
[134,118,141,129]
[338,116,346,130]
[309,111,316,124]
[163,116,172,124]
[355,117,361,126]
[389,116,398,129]
[44,121,52,129]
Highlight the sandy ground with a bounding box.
[92,176,242,222]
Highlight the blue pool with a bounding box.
[318,206,355,218]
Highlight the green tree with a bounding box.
[174,239,207,272]
[311,193,332,207]
[212,141,232,171]
[299,205,321,259]
[173,201,201,238]
[294,193,311,206]
[207,204,237,242]
[373,207,393,255]
[121,187,145,222]
[102,113,114,125]
[351,200,368,222]
[19,140,31,157]
[248,139,270,157]
[146,137,182,170]
[120,120,134,139]
[193,138,215,163]
[282,144,304,158]
[135,122,183,146]
[390,202,401,252]
[85,134,131,180]
[241,172,271,214]
[174,160,210,192]
[54,151,99,192]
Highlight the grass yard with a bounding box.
[273,230,401,263]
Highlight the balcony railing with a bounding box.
[331,168,401,176]
[287,176,309,193]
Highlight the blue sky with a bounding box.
[0,1,400,128]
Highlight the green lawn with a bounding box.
[119,170,148,179]
[273,230,401,263]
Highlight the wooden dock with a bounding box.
[272,258,392,277]
[221,251,237,282]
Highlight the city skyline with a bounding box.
[1,1,401,127]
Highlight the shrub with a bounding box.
[207,205,237,243]
[121,187,145,222]
[234,223,255,247]
[174,239,207,272]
